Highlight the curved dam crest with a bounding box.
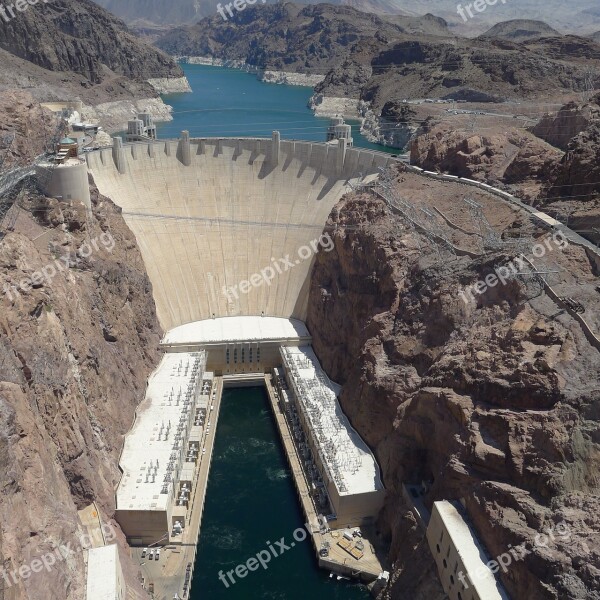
[86,135,397,331]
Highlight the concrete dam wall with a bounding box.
[87,134,396,331]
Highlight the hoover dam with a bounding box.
[51,130,600,600]
[86,133,396,330]
[82,133,395,597]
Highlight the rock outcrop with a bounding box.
[546,123,600,203]
[307,174,600,599]
[531,97,600,151]
[410,122,562,200]
[0,113,162,598]
[480,19,562,42]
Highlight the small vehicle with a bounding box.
[141,548,147,558]
[149,549,155,560]
[155,548,161,561]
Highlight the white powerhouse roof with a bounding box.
[86,545,121,600]
[163,316,311,345]
[281,345,383,496]
[433,501,510,600]
[116,352,206,512]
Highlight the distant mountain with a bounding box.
[155,2,600,112]
[481,19,561,42]
[91,0,600,34]
[93,0,411,26]
[155,4,453,77]
[93,0,205,27]
[381,0,600,35]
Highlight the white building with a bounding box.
[115,351,207,545]
[86,545,126,600]
[280,345,385,526]
[427,501,510,600]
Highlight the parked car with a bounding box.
[155,548,161,561]
[149,549,155,560]
[141,548,147,558]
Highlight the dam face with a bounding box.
[86,135,395,331]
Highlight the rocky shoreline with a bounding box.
[177,56,324,87]
[80,97,173,134]
[359,106,418,150]
[147,76,192,94]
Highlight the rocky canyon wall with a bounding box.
[0,178,162,599]
[307,178,600,599]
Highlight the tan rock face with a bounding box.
[307,188,600,599]
[0,180,161,599]
[410,123,562,201]
[531,99,600,151]
[0,91,60,168]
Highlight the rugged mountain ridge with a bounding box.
[0,95,162,600]
[0,0,189,132]
[0,0,181,85]
[94,0,600,35]
[93,0,412,26]
[307,177,600,599]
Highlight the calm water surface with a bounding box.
[189,387,369,600]
[159,63,395,152]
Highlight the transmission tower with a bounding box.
[463,197,504,251]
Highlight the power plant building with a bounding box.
[279,345,385,526]
[115,351,209,545]
[162,316,312,373]
[427,500,510,600]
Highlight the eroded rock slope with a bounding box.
[307,171,600,599]
[0,180,161,599]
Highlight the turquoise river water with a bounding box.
[189,387,370,600]
[158,63,394,152]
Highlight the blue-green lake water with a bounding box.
[189,387,369,599]
[158,63,394,152]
